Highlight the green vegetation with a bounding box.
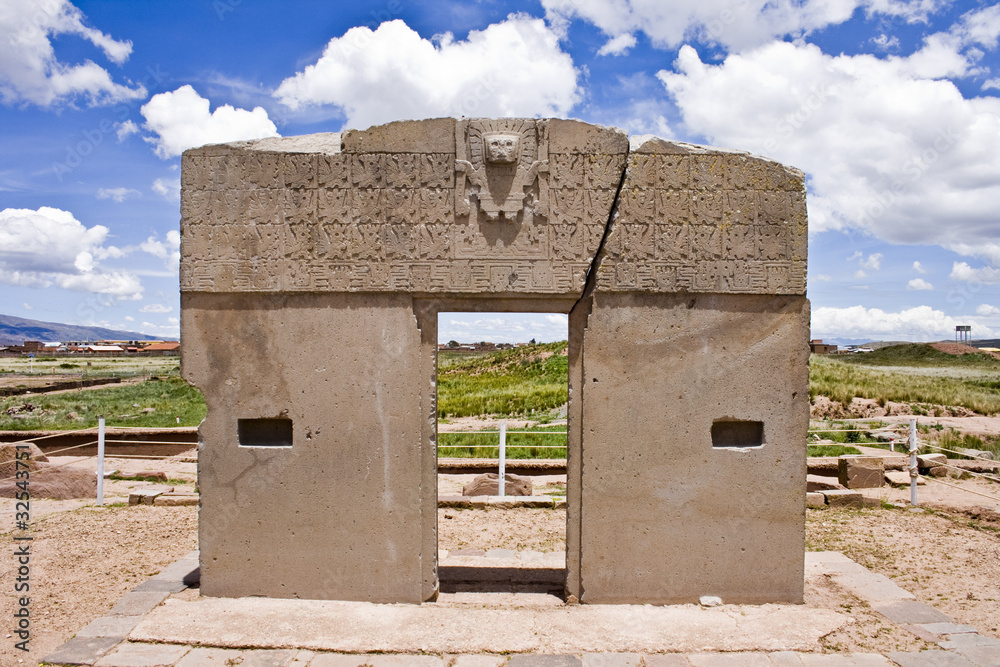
[810,353,1000,415]
[807,444,863,457]
[934,430,1000,460]
[840,343,1000,369]
[0,355,180,378]
[0,376,205,430]
[437,341,568,418]
[438,423,566,458]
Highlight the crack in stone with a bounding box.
[575,145,630,309]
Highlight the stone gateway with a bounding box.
[180,118,809,605]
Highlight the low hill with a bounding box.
[839,342,1000,369]
[0,313,164,346]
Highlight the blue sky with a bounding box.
[2,0,1000,344]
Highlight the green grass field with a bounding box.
[438,424,567,458]
[436,341,568,418]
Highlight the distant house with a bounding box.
[144,341,181,355]
[809,339,838,354]
[85,344,124,353]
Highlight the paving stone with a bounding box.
[798,655,892,665]
[643,657,691,666]
[107,590,170,616]
[76,614,142,638]
[288,650,314,665]
[153,555,200,584]
[449,655,508,667]
[507,656,583,666]
[485,548,518,559]
[887,650,977,666]
[769,651,804,666]
[94,641,191,666]
[955,644,1000,666]
[132,578,189,593]
[42,636,122,666]
[448,549,486,557]
[919,623,979,635]
[939,633,1000,649]
[900,624,941,643]
[872,600,952,625]
[830,571,914,603]
[309,655,445,666]
[153,493,199,506]
[581,653,642,666]
[885,471,923,488]
[175,647,298,666]
[687,653,772,666]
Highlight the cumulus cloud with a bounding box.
[140,230,180,270]
[141,85,279,158]
[597,33,637,56]
[658,41,1000,265]
[0,206,141,298]
[0,0,145,107]
[96,187,140,203]
[541,0,940,53]
[950,262,1000,284]
[976,304,1000,316]
[151,177,180,200]
[116,119,139,141]
[439,312,569,344]
[139,303,172,314]
[812,305,998,340]
[907,278,933,290]
[273,16,580,128]
[912,261,927,274]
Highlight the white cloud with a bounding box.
[871,33,901,50]
[812,274,832,282]
[912,261,927,274]
[274,16,580,128]
[151,177,180,200]
[597,33,637,56]
[950,261,1000,284]
[976,304,1000,316]
[139,304,172,314]
[141,85,279,158]
[658,41,1000,265]
[860,253,883,271]
[140,230,180,271]
[907,278,933,290]
[124,315,134,321]
[22,302,33,310]
[0,0,145,107]
[116,119,139,141]
[96,187,140,203]
[812,305,998,340]
[541,0,940,53]
[854,269,868,279]
[983,78,1000,91]
[0,206,141,298]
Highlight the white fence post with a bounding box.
[97,416,106,506]
[498,421,506,497]
[908,418,917,507]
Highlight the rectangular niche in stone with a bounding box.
[711,419,765,449]
[238,418,293,448]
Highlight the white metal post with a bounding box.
[908,418,917,507]
[97,416,106,506]
[498,421,506,497]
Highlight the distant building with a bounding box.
[144,341,181,355]
[809,339,838,354]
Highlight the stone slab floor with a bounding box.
[41,552,1000,667]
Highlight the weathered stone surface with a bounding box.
[917,453,947,468]
[806,492,826,509]
[128,485,173,505]
[595,137,807,296]
[571,292,809,604]
[463,473,533,497]
[838,456,884,489]
[153,492,199,506]
[181,118,810,606]
[885,471,924,487]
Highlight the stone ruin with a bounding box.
[180,118,810,605]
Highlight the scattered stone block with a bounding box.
[885,471,924,488]
[928,466,949,477]
[153,492,199,506]
[462,472,532,497]
[806,492,826,508]
[129,485,173,505]
[838,456,885,489]
[0,465,96,499]
[823,489,864,509]
[807,474,844,492]
[0,441,46,478]
[917,453,947,469]
[129,470,168,481]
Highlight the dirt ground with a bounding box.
[0,449,998,664]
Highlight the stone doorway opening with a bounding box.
[435,311,570,597]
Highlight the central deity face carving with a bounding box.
[484,133,520,164]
